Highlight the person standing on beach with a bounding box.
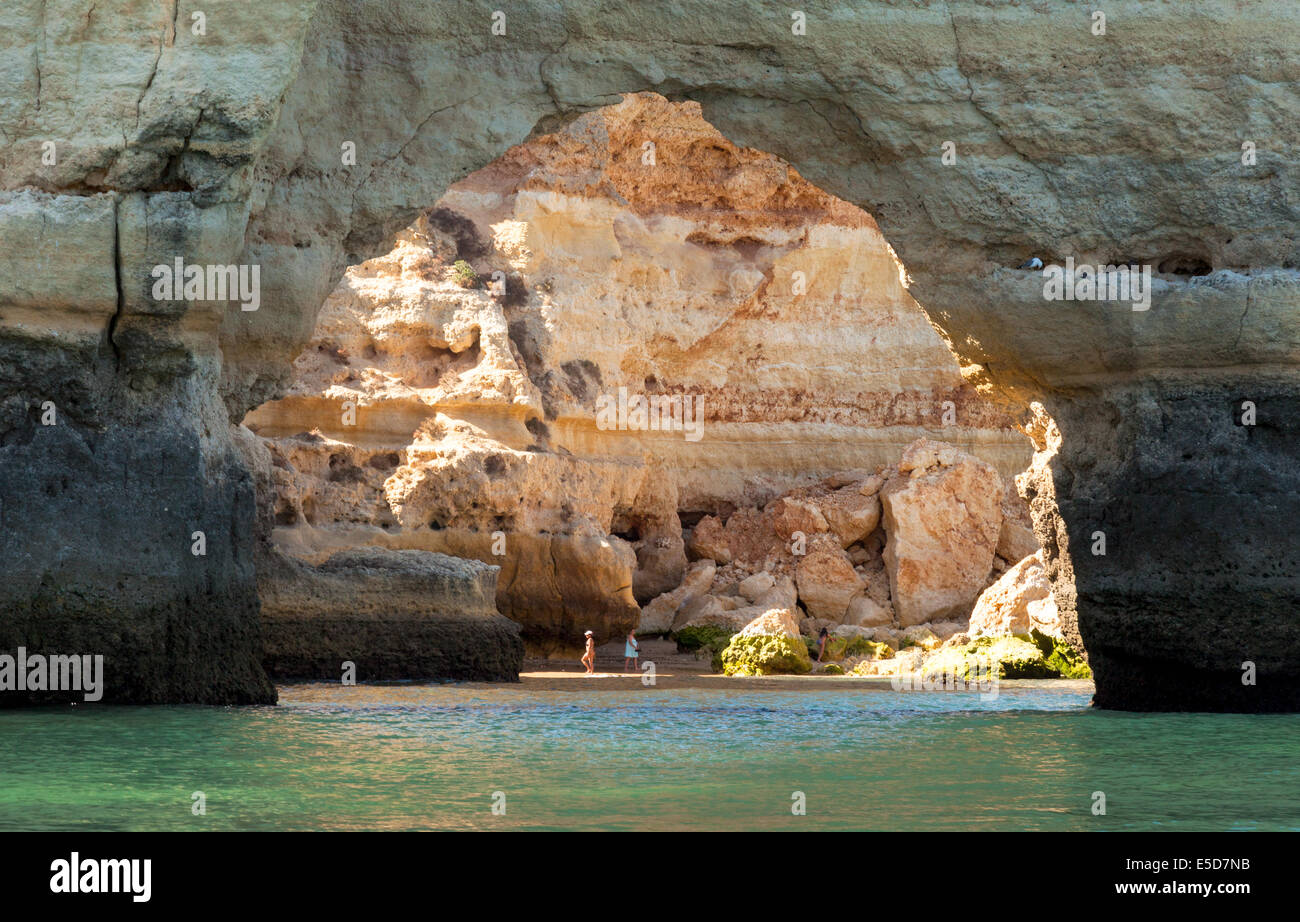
[624,630,640,674]
[817,626,830,663]
[581,630,596,674]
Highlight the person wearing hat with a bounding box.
[581,630,596,674]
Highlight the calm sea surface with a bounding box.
[2,680,1296,831]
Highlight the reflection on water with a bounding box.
[1,681,1296,831]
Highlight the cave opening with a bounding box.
[245,92,1064,679]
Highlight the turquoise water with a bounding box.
[2,680,1297,831]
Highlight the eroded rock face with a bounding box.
[640,560,716,634]
[1023,385,1300,711]
[795,535,866,621]
[0,193,276,705]
[3,1,1297,708]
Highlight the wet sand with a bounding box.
[521,669,903,691]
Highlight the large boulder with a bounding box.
[813,485,882,548]
[639,559,716,633]
[737,570,776,602]
[795,535,866,621]
[880,440,1004,626]
[968,552,1062,639]
[737,608,802,640]
[753,575,799,611]
[675,576,800,635]
[687,517,733,564]
[689,507,789,571]
[844,593,893,628]
[768,496,829,541]
[996,518,1040,565]
[672,594,727,631]
[720,608,812,676]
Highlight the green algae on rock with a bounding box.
[965,635,1057,679]
[1034,631,1093,679]
[896,630,1092,682]
[673,624,735,673]
[673,625,733,652]
[847,638,895,660]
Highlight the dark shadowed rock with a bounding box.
[258,548,522,682]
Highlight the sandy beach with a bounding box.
[521,638,1095,693]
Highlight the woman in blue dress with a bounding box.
[623,630,640,674]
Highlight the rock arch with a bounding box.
[1,1,1296,709]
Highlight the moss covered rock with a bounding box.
[966,634,1056,678]
[806,634,850,661]
[916,646,979,682]
[845,637,894,659]
[671,624,734,673]
[820,663,845,675]
[673,624,732,652]
[1035,632,1092,679]
[721,633,813,676]
[903,631,1094,682]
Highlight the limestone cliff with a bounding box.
[244,96,1028,652]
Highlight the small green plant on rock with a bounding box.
[452,259,478,288]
